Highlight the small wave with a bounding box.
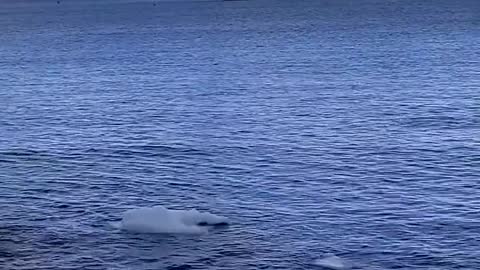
[120,206,228,234]
[314,254,350,270]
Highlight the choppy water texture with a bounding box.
[1,0,480,269]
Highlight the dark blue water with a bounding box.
[1,0,479,269]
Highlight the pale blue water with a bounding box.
[1,0,479,269]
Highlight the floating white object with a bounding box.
[120,205,228,234]
[314,254,350,270]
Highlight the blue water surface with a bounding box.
[1,0,479,269]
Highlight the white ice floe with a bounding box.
[120,205,228,234]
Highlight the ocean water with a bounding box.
[1,0,479,269]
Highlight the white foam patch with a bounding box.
[314,255,350,270]
[120,206,228,234]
